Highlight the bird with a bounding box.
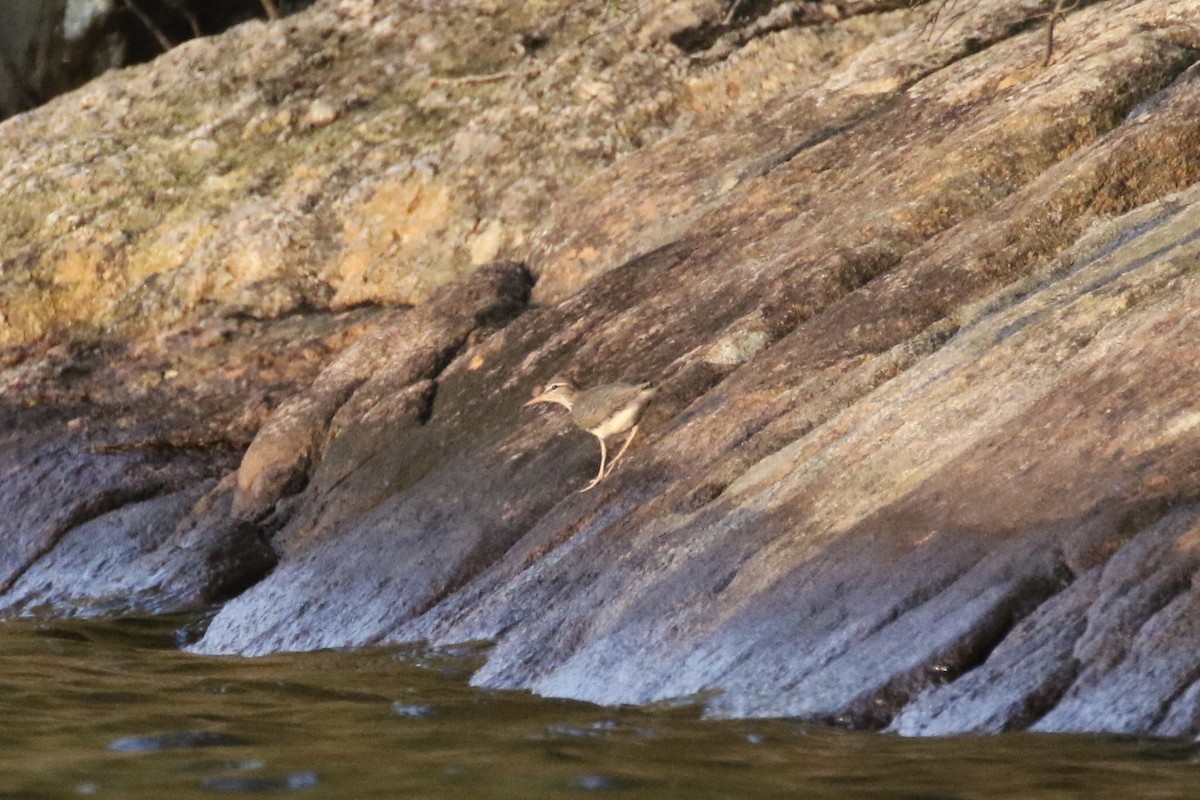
[523,377,657,492]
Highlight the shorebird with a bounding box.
[524,377,657,492]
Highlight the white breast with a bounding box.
[588,404,643,440]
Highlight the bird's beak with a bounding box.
[523,393,548,408]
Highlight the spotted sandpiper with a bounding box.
[524,377,657,492]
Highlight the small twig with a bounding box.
[916,0,970,44]
[579,0,656,45]
[163,0,203,38]
[723,0,745,25]
[691,2,828,65]
[1043,0,1080,65]
[178,6,202,38]
[428,66,541,87]
[260,0,280,21]
[918,0,1082,63]
[121,0,175,52]
[153,0,201,37]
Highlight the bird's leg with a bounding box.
[603,425,639,478]
[579,437,608,493]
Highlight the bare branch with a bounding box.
[579,0,655,45]
[1043,0,1080,65]
[428,66,542,87]
[723,0,745,26]
[121,0,175,52]
[163,0,203,38]
[919,0,1084,64]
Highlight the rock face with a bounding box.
[4,0,1200,737]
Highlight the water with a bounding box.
[0,615,1196,799]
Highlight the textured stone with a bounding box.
[5,0,1200,740]
[0,0,712,349]
[233,261,533,520]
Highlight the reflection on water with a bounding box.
[0,614,1195,798]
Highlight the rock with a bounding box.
[0,0,702,349]
[637,0,724,48]
[0,476,276,618]
[0,307,393,617]
[6,0,1200,741]
[302,99,339,128]
[232,260,533,521]
[0,404,268,618]
[702,324,771,367]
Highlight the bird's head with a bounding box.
[523,377,579,411]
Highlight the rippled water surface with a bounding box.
[0,615,1196,798]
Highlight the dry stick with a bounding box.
[691,2,829,65]
[121,0,175,51]
[579,0,656,45]
[917,0,971,45]
[180,7,202,38]
[1043,0,1080,65]
[920,0,1078,61]
[917,0,953,41]
[169,0,203,38]
[428,66,542,87]
[723,0,745,25]
[157,0,200,37]
[260,0,280,21]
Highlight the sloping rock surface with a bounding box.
[4,0,1200,737]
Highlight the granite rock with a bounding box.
[5,0,1200,738]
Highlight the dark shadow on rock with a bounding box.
[0,403,273,618]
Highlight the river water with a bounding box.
[1,614,1196,798]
